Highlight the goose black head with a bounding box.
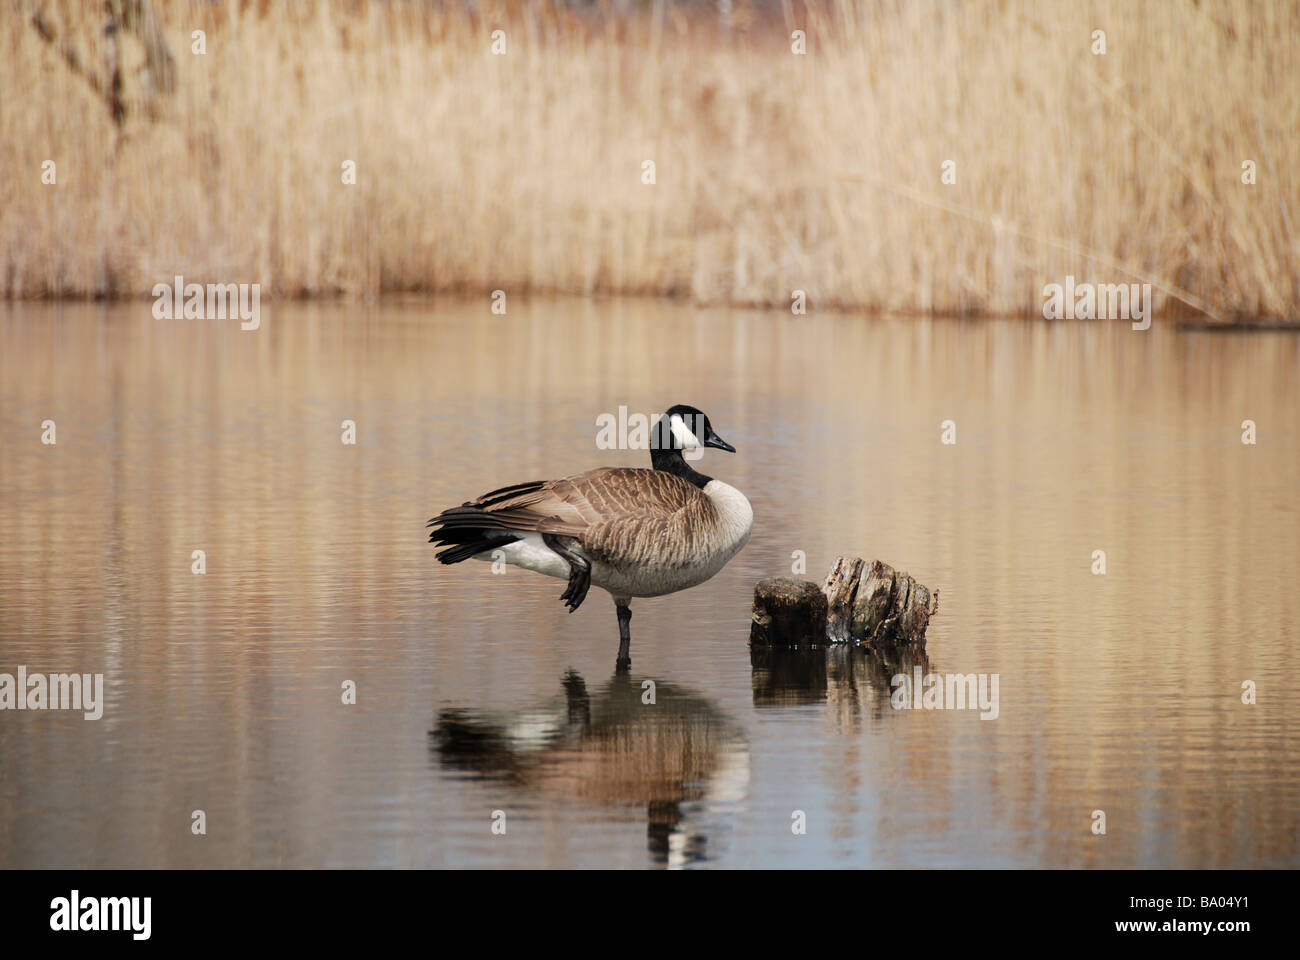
[650,404,735,487]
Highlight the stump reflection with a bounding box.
[751,643,933,727]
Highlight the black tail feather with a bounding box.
[474,479,546,508]
[428,503,521,564]
[433,536,519,565]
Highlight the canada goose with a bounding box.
[427,404,753,667]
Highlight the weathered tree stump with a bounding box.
[751,558,938,650]
[749,578,828,647]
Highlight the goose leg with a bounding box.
[615,599,632,670]
[543,534,591,612]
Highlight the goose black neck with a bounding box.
[650,447,713,489]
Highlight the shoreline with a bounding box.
[2,292,1295,330]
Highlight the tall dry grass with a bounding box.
[2,0,1297,319]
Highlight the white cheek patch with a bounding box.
[670,414,705,461]
[670,414,702,448]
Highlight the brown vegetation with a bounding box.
[3,0,1297,320]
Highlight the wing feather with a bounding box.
[428,467,710,567]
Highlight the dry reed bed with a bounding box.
[2,0,1297,319]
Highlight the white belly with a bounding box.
[472,534,571,579]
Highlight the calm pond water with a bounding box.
[1,298,1297,869]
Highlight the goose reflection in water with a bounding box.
[431,670,749,868]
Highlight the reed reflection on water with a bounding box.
[0,299,1297,868]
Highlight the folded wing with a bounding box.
[427,468,704,566]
